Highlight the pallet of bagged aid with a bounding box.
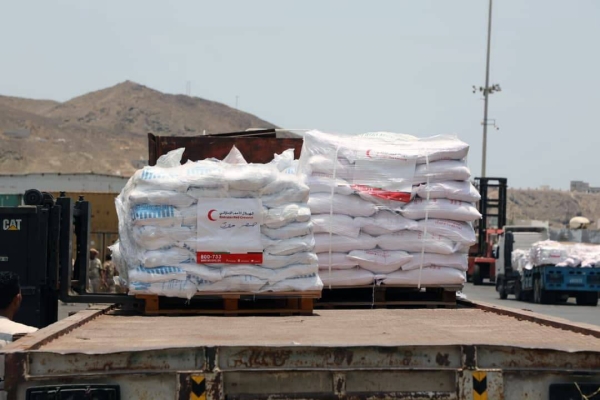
[299,130,479,308]
[134,290,321,316]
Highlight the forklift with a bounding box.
[467,177,507,285]
[0,189,136,329]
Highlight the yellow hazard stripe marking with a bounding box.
[473,371,488,400]
[190,374,206,400]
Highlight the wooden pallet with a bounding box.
[134,291,321,316]
[315,285,461,309]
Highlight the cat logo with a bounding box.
[2,219,22,231]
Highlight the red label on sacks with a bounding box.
[351,185,412,203]
[197,252,263,264]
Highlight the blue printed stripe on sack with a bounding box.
[132,205,176,221]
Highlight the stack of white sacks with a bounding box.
[513,240,600,272]
[297,130,482,288]
[112,147,322,299]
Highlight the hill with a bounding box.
[0,81,278,176]
[507,189,600,228]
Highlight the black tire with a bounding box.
[497,278,508,300]
[576,292,599,306]
[514,279,524,301]
[534,277,555,304]
[472,264,483,286]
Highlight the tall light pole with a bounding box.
[474,0,501,178]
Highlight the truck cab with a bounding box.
[494,225,548,299]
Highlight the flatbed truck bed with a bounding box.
[2,302,600,399]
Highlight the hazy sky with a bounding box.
[1,1,599,189]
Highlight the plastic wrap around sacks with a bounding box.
[377,231,457,254]
[308,193,378,217]
[416,181,481,203]
[314,233,378,253]
[115,147,322,298]
[411,219,476,246]
[317,252,359,270]
[401,253,468,271]
[383,267,466,286]
[413,160,471,185]
[312,214,361,238]
[401,199,482,222]
[355,211,418,236]
[298,129,479,289]
[347,250,413,274]
[320,268,375,287]
[357,132,470,164]
[529,240,600,268]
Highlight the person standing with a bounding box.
[103,254,117,293]
[0,271,38,348]
[88,249,103,293]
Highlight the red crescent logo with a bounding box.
[207,209,217,221]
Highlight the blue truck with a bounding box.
[495,226,600,306]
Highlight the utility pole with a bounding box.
[474,0,501,178]
[482,0,493,178]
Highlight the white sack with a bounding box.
[133,225,194,251]
[413,160,471,184]
[383,267,466,286]
[308,193,378,217]
[224,164,278,191]
[131,167,189,192]
[177,263,223,282]
[131,204,183,227]
[262,204,311,229]
[401,199,482,222]
[142,247,194,268]
[416,181,481,202]
[262,189,309,208]
[357,132,469,164]
[261,252,318,269]
[263,235,316,256]
[312,214,361,238]
[401,253,468,271]
[223,145,248,165]
[269,148,295,171]
[317,252,359,270]
[222,263,319,284]
[129,279,198,299]
[314,233,378,253]
[355,210,418,235]
[128,266,187,283]
[377,231,456,254]
[128,189,196,208]
[307,154,354,180]
[198,275,266,292]
[261,273,323,292]
[320,268,374,287]
[260,174,309,197]
[307,176,354,196]
[412,219,476,245]
[347,250,413,273]
[261,222,313,240]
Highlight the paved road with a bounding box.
[462,282,600,327]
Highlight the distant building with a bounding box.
[539,185,550,191]
[571,180,590,192]
[570,180,600,193]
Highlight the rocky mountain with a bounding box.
[0,81,278,176]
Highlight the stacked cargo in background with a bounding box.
[113,148,322,299]
[298,130,481,288]
[514,240,600,271]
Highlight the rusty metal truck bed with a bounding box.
[2,302,600,399]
